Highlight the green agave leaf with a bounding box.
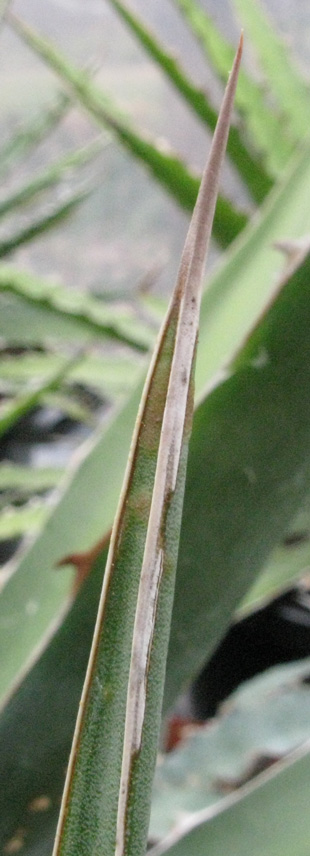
[50,38,242,856]
[107,0,271,202]
[150,658,310,842]
[195,143,310,393]
[0,266,154,351]
[0,138,102,220]
[149,739,310,856]
[173,0,293,175]
[8,13,247,247]
[0,188,89,258]
[0,353,80,439]
[0,290,110,346]
[0,93,70,177]
[3,243,310,853]
[0,500,48,541]
[239,495,310,615]
[4,64,310,856]
[0,551,110,856]
[164,245,310,710]
[0,463,63,493]
[2,102,310,722]
[0,125,310,724]
[0,383,143,705]
[40,389,95,426]
[0,349,142,400]
[234,0,310,140]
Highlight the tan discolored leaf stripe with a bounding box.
[52,37,243,856]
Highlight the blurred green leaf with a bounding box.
[0,348,142,399]
[0,187,90,258]
[0,500,48,541]
[0,463,64,493]
[0,138,102,220]
[41,389,96,425]
[173,0,294,176]
[195,143,310,393]
[149,740,310,856]
[0,0,11,24]
[0,93,70,177]
[0,266,155,351]
[165,247,310,710]
[9,14,248,247]
[234,0,310,139]
[0,353,81,439]
[239,495,310,615]
[107,0,271,202]
[151,658,310,842]
[0,381,143,704]
[0,552,107,856]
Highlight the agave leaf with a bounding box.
[0,289,117,346]
[173,0,294,175]
[0,349,142,401]
[0,463,63,494]
[0,550,109,856]
[0,501,48,542]
[2,104,310,721]
[0,188,90,258]
[0,93,70,177]
[0,353,81,439]
[107,0,271,202]
[4,237,310,855]
[239,494,310,615]
[49,38,242,856]
[195,143,310,393]
[0,123,310,724]
[8,13,247,247]
[0,384,143,707]
[149,739,310,856]
[164,244,310,709]
[151,658,310,842]
[0,266,153,351]
[0,138,102,220]
[233,0,310,139]
[4,64,310,856]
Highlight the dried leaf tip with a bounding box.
[237,30,244,64]
[175,33,243,310]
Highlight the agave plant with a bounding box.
[1,2,310,855]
